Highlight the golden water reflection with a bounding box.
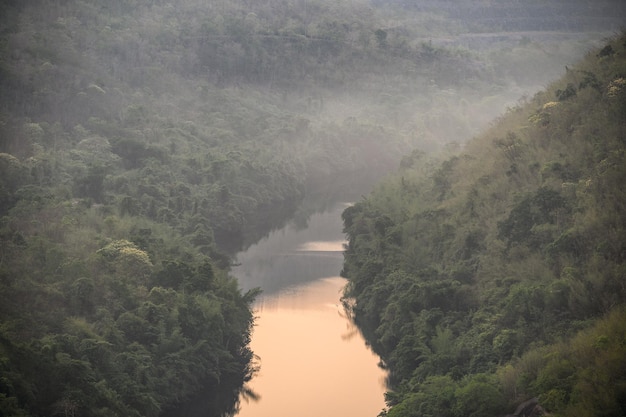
[236,276,387,417]
[296,240,347,252]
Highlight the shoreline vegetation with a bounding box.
[0,0,624,416]
[341,34,626,417]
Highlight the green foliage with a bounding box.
[342,35,626,417]
[497,187,569,248]
[506,308,626,417]
[453,374,507,417]
[0,0,621,415]
[0,198,257,416]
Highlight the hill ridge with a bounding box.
[341,33,626,417]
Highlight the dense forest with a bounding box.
[341,34,626,417]
[0,0,624,415]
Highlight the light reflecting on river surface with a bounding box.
[232,202,387,417]
[296,240,347,252]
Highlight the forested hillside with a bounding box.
[0,0,615,252]
[341,34,626,417]
[0,0,622,415]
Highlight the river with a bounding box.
[231,185,388,417]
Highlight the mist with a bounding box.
[1,0,625,416]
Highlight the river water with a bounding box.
[231,193,388,417]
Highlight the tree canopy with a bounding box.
[341,34,626,417]
[0,0,622,415]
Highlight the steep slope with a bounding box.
[0,0,621,416]
[0,0,614,252]
[341,34,626,417]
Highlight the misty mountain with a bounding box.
[341,33,626,417]
[371,0,625,32]
[0,0,623,416]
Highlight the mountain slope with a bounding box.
[0,0,622,416]
[341,34,626,417]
